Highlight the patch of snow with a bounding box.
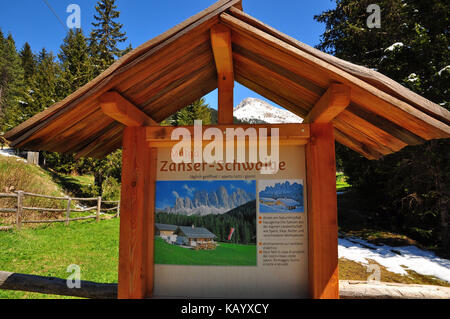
[0,149,27,163]
[406,73,419,82]
[438,66,450,76]
[384,42,404,52]
[339,236,450,283]
[234,98,303,124]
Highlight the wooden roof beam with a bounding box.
[100,91,158,127]
[211,24,234,124]
[304,84,351,123]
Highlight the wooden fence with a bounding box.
[0,191,120,230]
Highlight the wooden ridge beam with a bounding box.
[100,91,158,127]
[211,24,234,124]
[304,84,351,123]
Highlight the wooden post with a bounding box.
[16,191,23,230]
[65,197,71,226]
[116,201,120,218]
[96,197,102,222]
[211,24,234,124]
[306,123,339,299]
[118,127,156,299]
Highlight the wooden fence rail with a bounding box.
[0,191,120,230]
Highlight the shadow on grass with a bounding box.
[48,171,99,199]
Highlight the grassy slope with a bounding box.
[155,237,256,266]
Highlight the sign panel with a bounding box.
[153,145,308,298]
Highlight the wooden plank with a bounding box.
[334,119,393,156]
[4,3,232,153]
[145,148,157,297]
[306,123,339,299]
[118,127,154,299]
[227,7,450,125]
[234,51,315,113]
[304,84,351,123]
[147,138,309,149]
[146,124,310,141]
[65,198,71,226]
[235,73,308,118]
[0,271,117,299]
[211,24,234,124]
[335,110,407,152]
[233,43,325,101]
[4,0,242,142]
[100,91,158,127]
[220,12,450,140]
[16,191,23,230]
[346,104,426,146]
[334,128,382,160]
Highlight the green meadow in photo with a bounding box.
[154,237,257,266]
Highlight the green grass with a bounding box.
[336,172,351,191]
[154,237,257,266]
[0,219,119,299]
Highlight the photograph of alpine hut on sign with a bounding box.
[154,180,257,266]
[258,180,305,213]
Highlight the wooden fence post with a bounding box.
[116,201,120,218]
[96,197,102,222]
[65,197,71,226]
[16,191,23,230]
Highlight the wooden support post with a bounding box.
[16,191,23,230]
[211,24,234,124]
[118,127,156,299]
[96,197,102,223]
[306,123,339,299]
[65,197,71,226]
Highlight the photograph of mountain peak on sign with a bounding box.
[154,180,257,266]
[258,180,305,213]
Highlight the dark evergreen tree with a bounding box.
[89,0,128,75]
[19,42,36,86]
[167,98,212,126]
[315,0,450,253]
[59,29,95,96]
[0,31,26,132]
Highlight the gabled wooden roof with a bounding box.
[4,0,450,160]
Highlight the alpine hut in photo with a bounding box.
[4,0,449,299]
[155,223,178,240]
[175,225,217,248]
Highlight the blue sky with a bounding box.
[156,180,256,209]
[0,0,335,110]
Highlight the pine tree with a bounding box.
[29,49,61,116]
[0,31,26,132]
[59,29,95,96]
[19,42,36,86]
[170,98,212,126]
[89,0,128,75]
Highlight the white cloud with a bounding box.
[182,184,195,196]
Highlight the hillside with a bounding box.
[0,154,69,225]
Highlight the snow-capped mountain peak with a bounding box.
[234,97,303,124]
